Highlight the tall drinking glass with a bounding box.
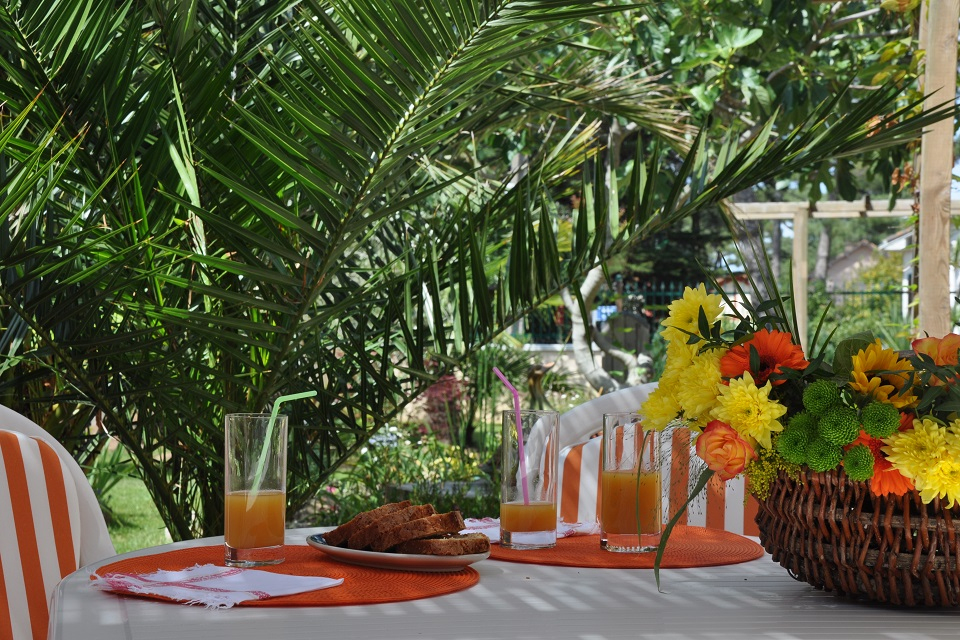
[500,409,560,549]
[600,412,662,552]
[224,413,288,567]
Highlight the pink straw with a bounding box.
[493,367,529,504]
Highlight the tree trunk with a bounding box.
[561,119,640,395]
[734,219,770,301]
[561,267,623,394]
[771,220,782,281]
[812,226,830,282]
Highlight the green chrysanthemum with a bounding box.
[776,424,812,465]
[818,405,861,446]
[842,444,875,481]
[802,379,841,416]
[860,401,900,439]
[787,411,818,437]
[806,437,843,472]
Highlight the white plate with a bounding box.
[306,534,489,573]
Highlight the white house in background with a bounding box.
[878,227,960,321]
[825,239,880,292]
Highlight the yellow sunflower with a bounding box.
[850,340,917,408]
[660,284,723,345]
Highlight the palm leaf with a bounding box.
[0,0,954,541]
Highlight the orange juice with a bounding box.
[224,490,286,549]
[600,470,660,534]
[500,500,557,532]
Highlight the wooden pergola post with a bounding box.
[917,0,959,338]
[792,206,809,351]
[729,199,959,350]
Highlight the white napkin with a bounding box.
[461,517,599,543]
[90,563,343,609]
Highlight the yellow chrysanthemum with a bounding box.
[676,348,723,420]
[947,419,960,448]
[660,283,723,345]
[640,387,683,431]
[711,371,787,450]
[659,340,698,388]
[921,459,960,508]
[850,339,917,408]
[883,417,959,504]
[684,412,713,433]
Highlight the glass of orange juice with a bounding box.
[224,413,288,566]
[600,412,661,553]
[500,409,559,549]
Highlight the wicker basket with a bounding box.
[756,468,960,607]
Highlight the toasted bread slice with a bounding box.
[323,500,412,547]
[347,503,437,550]
[393,532,490,556]
[371,511,466,553]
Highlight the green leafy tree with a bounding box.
[0,0,953,540]
[637,0,924,198]
[552,1,929,390]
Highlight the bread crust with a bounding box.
[323,500,411,547]
[347,503,436,550]
[371,511,466,552]
[393,533,490,556]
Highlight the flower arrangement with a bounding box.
[642,282,960,521]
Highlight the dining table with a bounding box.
[50,526,960,640]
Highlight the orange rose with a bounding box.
[695,420,758,481]
[912,333,960,385]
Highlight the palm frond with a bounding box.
[0,0,954,541]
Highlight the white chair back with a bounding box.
[0,405,114,565]
[0,406,115,640]
[554,385,759,536]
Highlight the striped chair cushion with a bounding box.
[557,426,759,536]
[0,430,82,640]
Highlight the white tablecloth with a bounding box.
[50,528,960,640]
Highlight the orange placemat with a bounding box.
[489,526,763,568]
[93,544,478,606]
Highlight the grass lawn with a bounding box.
[104,477,171,554]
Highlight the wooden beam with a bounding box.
[729,199,957,221]
[917,0,958,338]
[729,193,958,347]
[792,207,809,351]
[730,211,795,220]
[727,202,800,220]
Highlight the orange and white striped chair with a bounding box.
[556,384,759,536]
[0,405,115,640]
